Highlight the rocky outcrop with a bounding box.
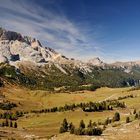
[0,28,65,65]
[0,55,8,63]
[87,57,105,66]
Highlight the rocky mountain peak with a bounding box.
[0,28,23,42]
[87,57,104,66]
[0,28,66,66]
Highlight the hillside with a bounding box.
[0,85,140,139]
[1,28,140,91]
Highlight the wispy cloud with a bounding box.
[0,0,102,60]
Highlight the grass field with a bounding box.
[1,85,140,139]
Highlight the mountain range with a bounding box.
[0,28,140,90]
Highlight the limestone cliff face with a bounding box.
[0,28,65,65]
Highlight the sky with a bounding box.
[0,0,140,62]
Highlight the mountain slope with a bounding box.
[0,28,140,90]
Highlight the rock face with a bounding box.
[87,57,105,66]
[0,28,66,65]
[0,55,8,63]
[1,27,140,75]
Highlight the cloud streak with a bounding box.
[0,0,102,60]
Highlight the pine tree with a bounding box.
[104,117,109,125]
[138,111,140,119]
[14,122,17,128]
[79,120,85,129]
[135,113,138,119]
[113,112,120,121]
[87,120,92,128]
[126,116,130,123]
[59,118,68,133]
[2,122,5,127]
[92,122,97,126]
[133,109,136,114]
[62,118,68,131]
[70,123,75,134]
[69,122,73,130]
[5,119,9,127]
[10,121,13,127]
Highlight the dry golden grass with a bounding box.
[1,85,140,139]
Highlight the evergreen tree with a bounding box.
[135,113,138,119]
[87,120,92,128]
[133,109,136,114]
[79,120,85,129]
[5,119,9,127]
[14,122,17,128]
[59,118,68,133]
[104,117,109,125]
[10,121,13,127]
[138,111,140,119]
[113,112,120,121]
[92,122,97,126]
[69,122,73,130]
[2,122,5,127]
[126,116,130,123]
[70,123,75,134]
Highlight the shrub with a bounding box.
[84,127,103,136]
[104,118,109,125]
[59,126,66,133]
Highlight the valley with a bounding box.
[0,28,140,140]
[0,85,140,139]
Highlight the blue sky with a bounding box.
[1,0,140,62]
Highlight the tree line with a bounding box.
[31,99,126,114]
[117,94,135,100]
[0,119,17,128]
[0,101,17,110]
[0,111,24,120]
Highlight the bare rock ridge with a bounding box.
[1,27,140,74]
[0,28,105,74]
[0,28,66,65]
[87,57,105,66]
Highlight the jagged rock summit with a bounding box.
[87,57,105,66]
[0,28,68,66]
